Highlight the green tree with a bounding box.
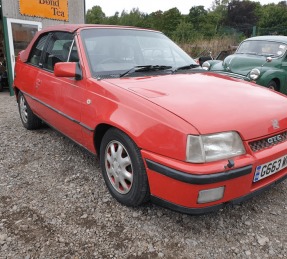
[256,3,287,35]
[210,0,229,32]
[173,21,194,42]
[148,11,164,31]
[161,8,182,37]
[118,8,149,27]
[188,6,208,30]
[202,12,223,37]
[86,6,106,24]
[106,12,120,25]
[224,0,259,37]
[187,5,224,38]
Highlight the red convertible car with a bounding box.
[14,25,287,214]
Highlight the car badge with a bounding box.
[272,119,280,129]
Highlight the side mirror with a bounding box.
[54,62,82,80]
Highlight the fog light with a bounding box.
[197,186,225,204]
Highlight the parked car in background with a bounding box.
[202,36,287,93]
[13,25,287,214]
[196,45,237,66]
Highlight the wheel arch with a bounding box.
[258,68,286,92]
[94,123,144,160]
[13,87,20,101]
[93,123,114,157]
[268,78,281,91]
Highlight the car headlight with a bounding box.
[186,132,246,163]
[202,61,210,70]
[249,68,260,80]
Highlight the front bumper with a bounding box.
[142,143,287,214]
[147,159,287,215]
[146,159,252,184]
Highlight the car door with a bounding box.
[17,33,49,112]
[35,31,86,145]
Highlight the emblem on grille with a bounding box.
[272,119,280,129]
[267,134,282,144]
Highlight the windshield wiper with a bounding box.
[173,64,200,72]
[119,65,172,77]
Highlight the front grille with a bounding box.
[249,131,287,152]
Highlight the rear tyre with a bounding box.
[267,80,279,91]
[100,128,150,206]
[18,91,42,130]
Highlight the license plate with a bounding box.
[254,155,287,182]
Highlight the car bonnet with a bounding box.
[105,72,287,140]
[221,54,268,76]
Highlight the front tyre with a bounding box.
[100,128,150,206]
[18,91,42,130]
[267,80,279,91]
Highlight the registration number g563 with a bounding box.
[254,155,287,182]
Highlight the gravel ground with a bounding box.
[0,91,286,259]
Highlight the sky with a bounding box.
[85,0,283,16]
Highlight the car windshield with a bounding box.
[80,28,197,78]
[236,40,287,58]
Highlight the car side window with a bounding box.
[68,40,79,62]
[42,32,74,71]
[28,34,49,66]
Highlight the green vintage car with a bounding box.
[202,36,287,93]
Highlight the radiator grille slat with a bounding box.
[249,132,287,152]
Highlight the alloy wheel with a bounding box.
[19,95,28,124]
[104,140,133,194]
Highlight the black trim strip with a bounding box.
[146,159,253,185]
[151,173,287,215]
[23,91,94,132]
[151,196,224,215]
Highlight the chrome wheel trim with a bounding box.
[105,140,133,194]
[19,95,28,124]
[267,81,278,91]
[268,85,275,90]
